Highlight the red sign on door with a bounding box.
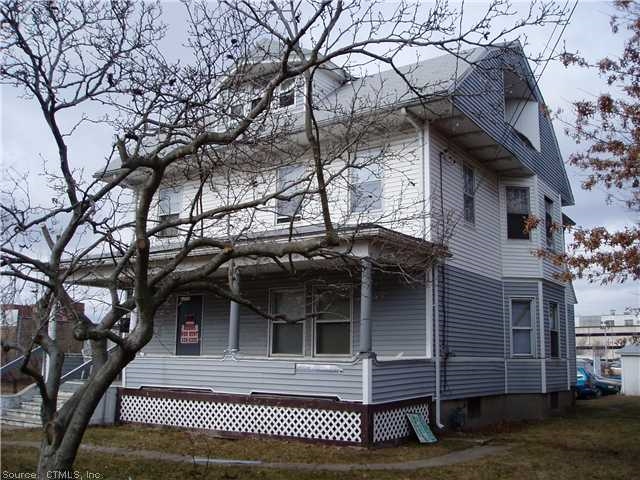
[179,314,199,344]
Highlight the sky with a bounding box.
[0,1,637,318]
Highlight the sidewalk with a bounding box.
[4,440,507,472]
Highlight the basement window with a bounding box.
[503,70,541,152]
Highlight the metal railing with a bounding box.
[0,346,44,377]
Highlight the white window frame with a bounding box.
[510,297,535,357]
[350,151,383,214]
[275,78,297,109]
[544,196,555,251]
[549,301,560,358]
[157,187,182,237]
[275,164,305,224]
[268,288,306,357]
[462,164,476,225]
[312,285,353,357]
[505,185,531,240]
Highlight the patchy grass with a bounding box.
[2,396,639,480]
[1,423,468,464]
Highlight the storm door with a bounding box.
[176,295,203,355]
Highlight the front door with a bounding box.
[176,295,202,356]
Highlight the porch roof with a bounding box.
[66,224,447,288]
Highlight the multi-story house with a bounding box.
[98,42,577,445]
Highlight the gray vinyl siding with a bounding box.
[371,274,426,357]
[438,265,504,357]
[126,356,363,401]
[543,281,566,358]
[454,48,573,205]
[507,360,542,393]
[371,359,435,403]
[546,359,569,391]
[503,281,540,357]
[144,296,178,355]
[441,359,505,399]
[567,304,577,385]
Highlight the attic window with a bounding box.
[503,70,541,152]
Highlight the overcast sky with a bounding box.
[1,1,637,317]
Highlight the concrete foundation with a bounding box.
[439,390,575,430]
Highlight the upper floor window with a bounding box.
[314,287,351,356]
[351,162,382,213]
[277,78,296,108]
[549,302,560,358]
[506,186,530,240]
[158,187,181,237]
[276,164,305,223]
[230,103,244,119]
[270,289,305,356]
[463,165,475,224]
[511,299,533,356]
[545,196,555,250]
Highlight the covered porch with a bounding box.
[77,226,440,444]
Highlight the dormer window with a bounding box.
[503,70,541,152]
[277,78,296,108]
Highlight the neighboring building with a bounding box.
[576,313,640,360]
[83,42,577,445]
[619,344,640,396]
[1,303,85,366]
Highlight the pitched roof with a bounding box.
[314,47,486,119]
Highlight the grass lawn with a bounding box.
[2,395,639,479]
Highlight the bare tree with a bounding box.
[1,0,569,475]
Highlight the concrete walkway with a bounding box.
[4,440,508,471]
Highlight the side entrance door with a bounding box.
[176,295,202,356]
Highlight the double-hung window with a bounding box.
[277,78,296,108]
[506,186,530,239]
[276,164,305,223]
[314,287,351,355]
[351,160,382,213]
[549,302,560,357]
[158,187,181,237]
[463,165,475,224]
[270,289,305,355]
[511,299,533,356]
[545,197,555,250]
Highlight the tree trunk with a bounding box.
[37,439,75,478]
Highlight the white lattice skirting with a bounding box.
[119,393,362,443]
[373,402,430,443]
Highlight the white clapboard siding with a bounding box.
[499,176,542,278]
[429,129,502,280]
[148,130,423,241]
[537,177,566,284]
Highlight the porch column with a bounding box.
[226,267,240,356]
[359,258,373,355]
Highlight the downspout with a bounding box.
[433,263,444,428]
[401,107,427,240]
[402,107,443,428]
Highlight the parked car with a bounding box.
[576,366,598,399]
[593,374,621,396]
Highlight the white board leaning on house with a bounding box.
[619,344,640,396]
